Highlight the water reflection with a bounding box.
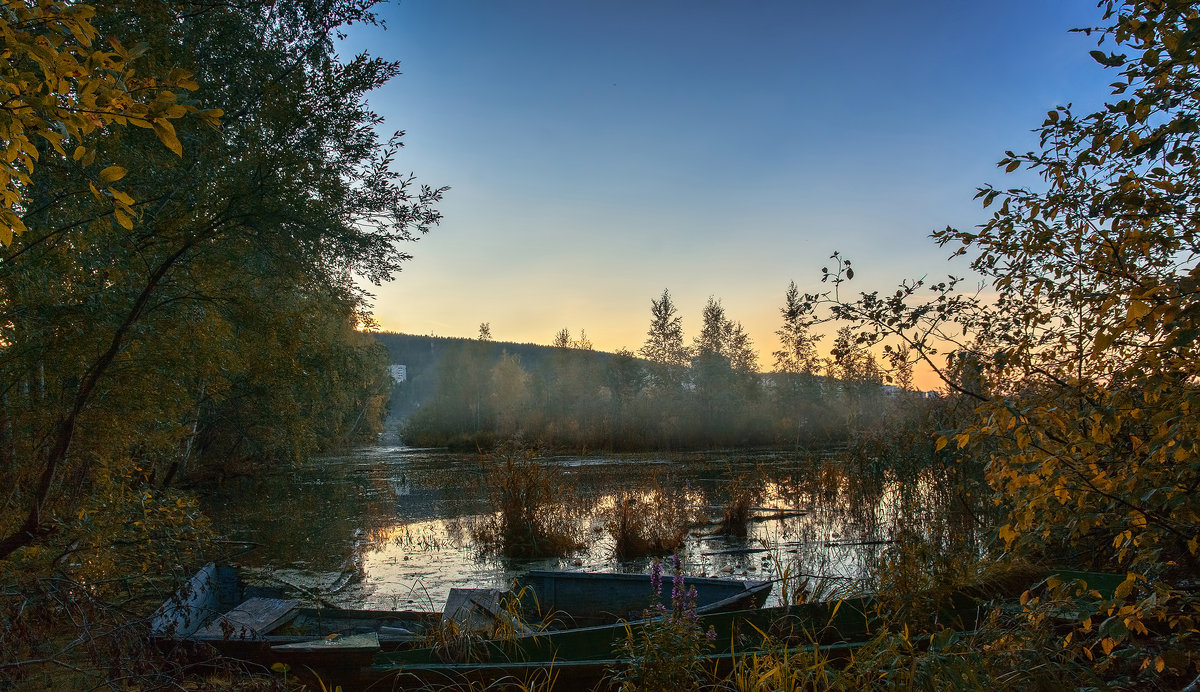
[199,446,971,610]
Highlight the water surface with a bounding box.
[200,446,912,610]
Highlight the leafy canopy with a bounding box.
[0,0,219,241]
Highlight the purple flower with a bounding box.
[671,571,685,601]
[685,586,699,621]
[650,559,663,598]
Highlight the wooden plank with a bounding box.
[442,588,533,636]
[271,632,380,653]
[151,563,232,638]
[195,597,300,640]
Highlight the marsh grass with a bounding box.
[471,439,584,559]
[718,468,764,538]
[604,474,703,559]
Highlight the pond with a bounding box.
[199,445,942,611]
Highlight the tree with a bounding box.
[553,327,572,348]
[639,289,689,391]
[773,281,821,375]
[692,296,728,358]
[688,296,761,444]
[773,281,825,444]
[0,0,444,568]
[808,1,1200,683]
[478,322,493,341]
[0,0,216,244]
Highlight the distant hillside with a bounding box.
[372,332,623,422]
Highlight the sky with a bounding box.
[341,0,1115,386]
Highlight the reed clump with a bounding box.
[471,439,583,559]
[605,475,701,559]
[718,468,764,538]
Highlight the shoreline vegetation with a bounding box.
[2,0,1199,689]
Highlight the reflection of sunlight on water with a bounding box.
[358,515,506,610]
[208,447,968,611]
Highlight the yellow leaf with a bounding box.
[152,119,182,156]
[113,209,133,229]
[935,436,948,451]
[98,165,125,183]
[110,188,134,206]
[1101,637,1116,655]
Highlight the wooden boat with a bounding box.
[515,569,772,626]
[356,597,877,689]
[150,564,771,668]
[345,569,1124,690]
[150,563,440,667]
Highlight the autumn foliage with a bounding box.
[808,0,1200,685]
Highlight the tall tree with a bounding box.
[807,0,1200,682]
[774,281,821,375]
[0,0,443,564]
[639,289,689,391]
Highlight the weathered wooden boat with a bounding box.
[150,564,771,667]
[515,568,773,626]
[354,597,877,689]
[150,563,440,667]
[342,569,1124,690]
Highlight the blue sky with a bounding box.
[344,0,1112,378]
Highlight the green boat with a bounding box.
[343,569,1123,690]
[352,597,877,689]
[515,569,773,626]
[151,564,772,672]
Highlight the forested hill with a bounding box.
[374,332,624,422]
[373,329,916,451]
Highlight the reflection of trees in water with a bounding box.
[204,448,988,602]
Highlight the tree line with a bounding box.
[396,286,927,451]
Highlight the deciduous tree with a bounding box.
[808,0,1200,683]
